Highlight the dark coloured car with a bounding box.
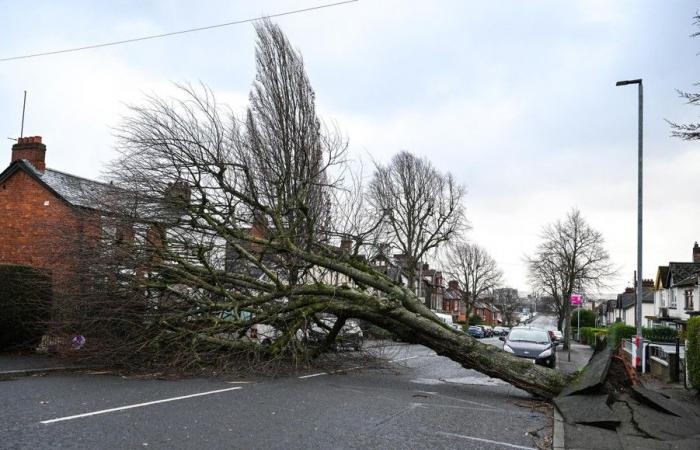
[499,327,556,368]
[467,326,485,338]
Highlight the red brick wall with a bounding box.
[0,170,87,291]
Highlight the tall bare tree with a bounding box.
[368,152,466,289]
[53,20,571,398]
[493,287,520,327]
[526,209,614,350]
[445,241,502,317]
[669,13,700,141]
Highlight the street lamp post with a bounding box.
[616,78,643,370]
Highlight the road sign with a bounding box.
[570,294,582,305]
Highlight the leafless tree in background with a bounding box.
[49,19,571,398]
[368,152,467,289]
[526,209,614,350]
[445,241,502,317]
[669,13,700,141]
[492,288,521,327]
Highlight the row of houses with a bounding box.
[367,245,503,324]
[0,137,506,326]
[597,243,700,331]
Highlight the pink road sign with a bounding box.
[570,294,582,305]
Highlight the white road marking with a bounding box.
[298,372,328,379]
[40,387,242,424]
[437,431,536,450]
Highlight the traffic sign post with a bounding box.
[571,294,583,342]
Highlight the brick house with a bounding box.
[0,136,109,294]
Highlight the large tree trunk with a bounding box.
[334,303,570,399]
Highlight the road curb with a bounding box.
[552,406,565,450]
[0,366,92,380]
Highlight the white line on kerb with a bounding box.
[40,387,242,424]
[437,431,536,450]
[298,372,328,379]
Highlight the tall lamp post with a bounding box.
[616,78,643,370]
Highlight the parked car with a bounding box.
[499,326,556,368]
[493,326,506,336]
[481,325,494,337]
[548,329,563,343]
[302,317,364,351]
[467,326,485,338]
[451,323,464,333]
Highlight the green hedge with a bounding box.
[468,315,484,326]
[687,317,700,392]
[0,264,52,351]
[578,327,607,347]
[607,322,636,348]
[642,327,679,343]
[570,309,597,328]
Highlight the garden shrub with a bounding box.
[607,322,635,348]
[642,326,679,343]
[0,264,52,351]
[578,327,607,347]
[686,316,700,392]
[570,309,596,328]
[468,315,484,326]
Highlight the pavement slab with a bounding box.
[559,347,612,397]
[553,394,618,428]
[562,422,622,450]
[631,385,698,419]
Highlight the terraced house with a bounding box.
[652,243,700,330]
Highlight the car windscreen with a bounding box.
[508,329,549,344]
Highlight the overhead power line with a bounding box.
[0,0,358,63]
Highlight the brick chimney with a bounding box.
[448,280,459,290]
[694,242,700,263]
[12,136,46,172]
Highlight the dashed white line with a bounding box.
[436,431,536,449]
[40,387,242,424]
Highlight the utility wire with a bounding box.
[0,0,358,62]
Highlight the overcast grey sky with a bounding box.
[1,1,698,297]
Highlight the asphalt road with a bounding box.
[1,343,550,450]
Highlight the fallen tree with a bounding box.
[60,19,569,398]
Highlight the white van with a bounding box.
[434,312,454,326]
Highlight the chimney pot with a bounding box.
[694,242,700,263]
[11,135,46,172]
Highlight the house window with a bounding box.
[670,290,677,309]
[684,289,694,310]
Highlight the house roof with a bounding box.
[674,272,699,288]
[667,262,700,287]
[655,266,669,289]
[617,287,654,310]
[0,159,112,210]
